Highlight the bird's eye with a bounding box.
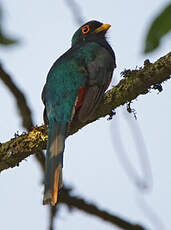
[81,25,90,34]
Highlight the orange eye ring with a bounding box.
[81,25,90,34]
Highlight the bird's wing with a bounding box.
[77,47,116,122]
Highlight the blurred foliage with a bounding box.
[144,3,171,53]
[0,4,18,47]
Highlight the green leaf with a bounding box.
[144,3,171,53]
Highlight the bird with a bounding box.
[42,20,116,206]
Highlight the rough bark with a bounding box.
[0,52,171,172]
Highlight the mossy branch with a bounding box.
[0,52,171,172]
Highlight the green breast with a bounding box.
[44,42,102,122]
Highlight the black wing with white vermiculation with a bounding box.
[77,47,116,122]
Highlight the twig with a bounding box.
[0,63,33,129]
[59,187,146,230]
[64,0,85,25]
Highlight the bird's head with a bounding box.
[71,20,111,46]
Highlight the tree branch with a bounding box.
[59,187,146,230]
[0,63,33,129]
[0,52,171,172]
[0,63,46,171]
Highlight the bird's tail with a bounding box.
[43,121,68,206]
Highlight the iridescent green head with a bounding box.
[71,20,111,46]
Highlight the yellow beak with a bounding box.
[94,24,111,33]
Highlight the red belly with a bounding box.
[75,86,86,111]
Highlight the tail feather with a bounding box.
[43,121,67,206]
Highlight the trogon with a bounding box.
[42,20,116,205]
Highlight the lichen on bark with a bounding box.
[0,52,171,172]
